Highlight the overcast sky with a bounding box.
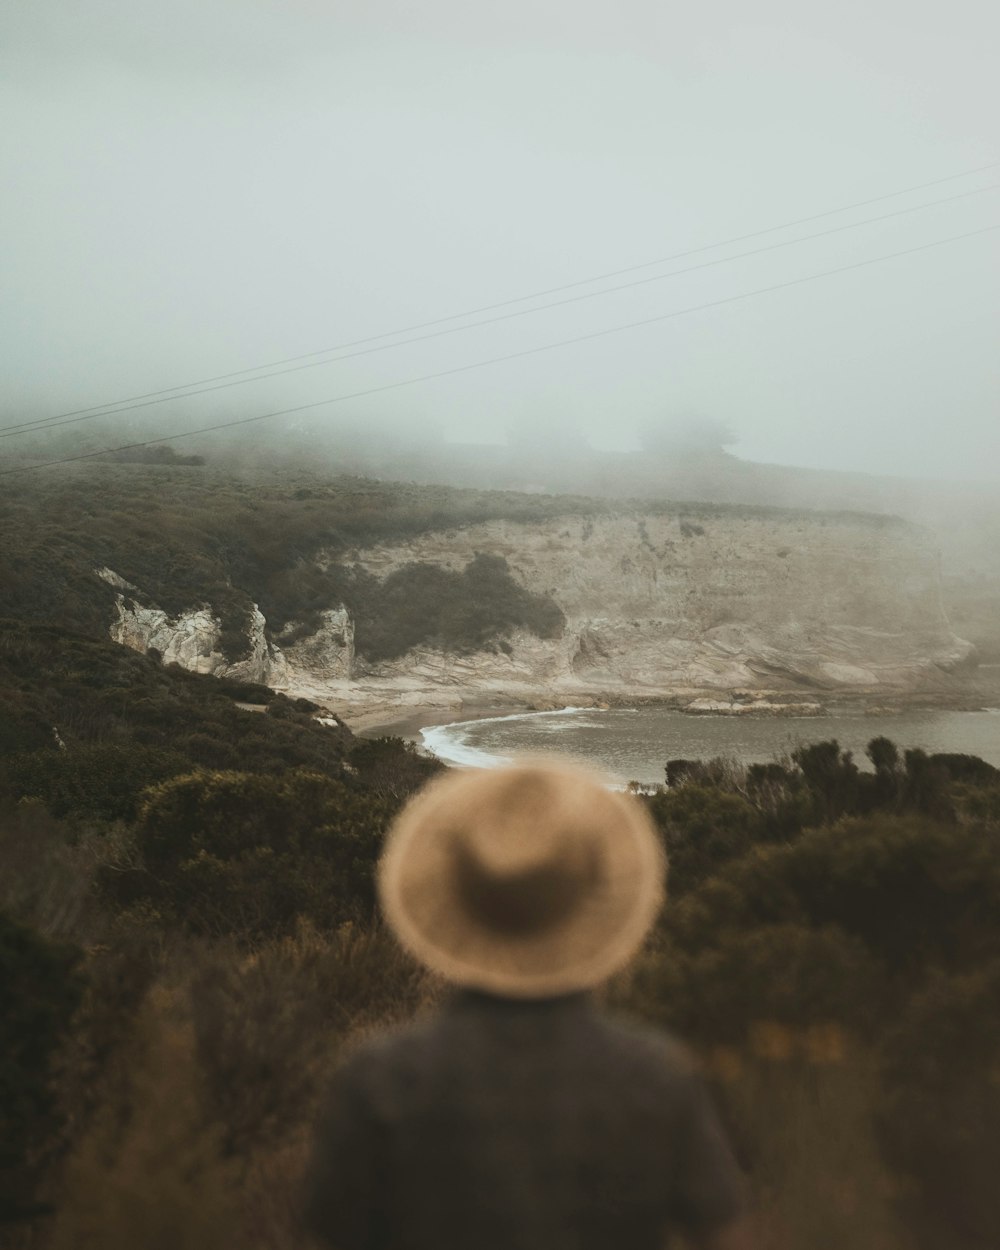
[2,0,997,479]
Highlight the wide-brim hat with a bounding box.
[378,757,666,997]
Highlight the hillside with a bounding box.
[0,463,978,709]
[3,467,1000,1250]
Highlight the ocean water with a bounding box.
[420,704,1000,786]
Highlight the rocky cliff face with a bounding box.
[98,507,972,704]
[341,510,970,695]
[97,568,349,689]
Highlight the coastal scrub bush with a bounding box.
[188,924,430,1153]
[0,620,354,783]
[647,785,763,895]
[0,465,590,656]
[43,996,240,1250]
[665,814,1000,987]
[0,911,83,1221]
[632,922,883,1047]
[0,800,101,942]
[791,739,862,823]
[127,769,394,938]
[342,553,565,663]
[1,743,191,822]
[877,958,1000,1250]
[348,735,444,802]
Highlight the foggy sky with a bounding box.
[2,0,998,480]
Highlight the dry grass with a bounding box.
[711,1038,910,1250]
[43,993,239,1250]
[18,922,435,1250]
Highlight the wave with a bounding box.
[419,706,594,770]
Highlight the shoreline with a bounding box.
[332,678,999,743]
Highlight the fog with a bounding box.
[2,0,998,480]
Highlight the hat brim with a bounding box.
[378,758,666,997]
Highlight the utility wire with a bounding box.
[3,220,995,479]
[4,178,998,442]
[6,157,997,436]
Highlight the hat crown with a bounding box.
[451,824,601,936]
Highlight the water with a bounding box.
[420,704,1000,786]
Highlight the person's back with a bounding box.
[302,758,751,1250]
[304,991,745,1250]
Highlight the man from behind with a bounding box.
[303,758,752,1250]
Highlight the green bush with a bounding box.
[127,769,395,938]
[666,814,1000,987]
[0,911,83,1221]
[0,621,354,783]
[877,959,1000,1250]
[342,553,565,662]
[348,735,443,802]
[648,784,764,895]
[0,466,589,654]
[632,922,883,1046]
[1,743,191,822]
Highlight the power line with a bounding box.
[4,178,998,443]
[6,157,997,436]
[3,220,995,479]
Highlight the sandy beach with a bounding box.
[345,697,547,739]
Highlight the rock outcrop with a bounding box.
[98,571,349,689]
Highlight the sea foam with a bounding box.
[420,706,591,770]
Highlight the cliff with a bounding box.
[98,505,972,707]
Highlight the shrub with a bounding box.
[1,743,191,822]
[348,736,443,803]
[43,998,239,1250]
[630,923,882,1047]
[791,739,861,823]
[188,923,430,1153]
[647,785,763,895]
[666,814,1000,988]
[129,769,394,938]
[346,553,565,662]
[0,911,83,1221]
[877,959,1000,1250]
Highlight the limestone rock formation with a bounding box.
[278,608,355,681]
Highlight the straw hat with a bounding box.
[378,758,666,997]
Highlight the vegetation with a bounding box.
[329,552,565,662]
[2,694,998,1247]
[0,618,444,1243]
[0,621,355,819]
[616,739,1000,1249]
[0,464,593,660]
[3,452,997,1247]
[1,570,998,1247]
[0,914,82,1222]
[121,768,394,939]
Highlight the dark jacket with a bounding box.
[303,991,745,1250]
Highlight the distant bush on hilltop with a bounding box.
[102,444,205,467]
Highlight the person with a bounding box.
[302,758,752,1250]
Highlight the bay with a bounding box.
[419,704,1000,786]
